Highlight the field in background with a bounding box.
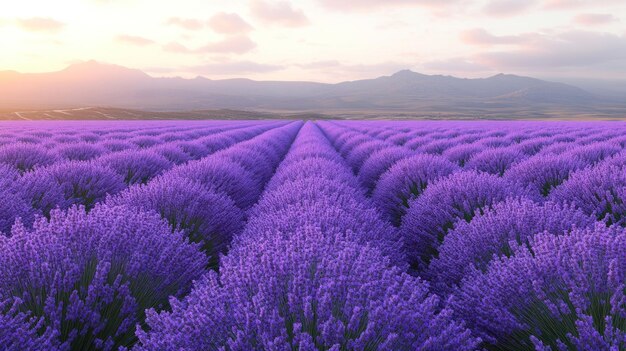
[2,106,624,121]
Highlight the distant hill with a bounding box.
[0,61,624,119]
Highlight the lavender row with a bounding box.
[0,121,303,350]
[133,122,480,350]
[0,122,287,234]
[0,121,282,173]
[324,121,626,224]
[108,121,303,267]
[326,121,626,349]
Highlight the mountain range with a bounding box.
[1,61,624,119]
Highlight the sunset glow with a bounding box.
[1,0,625,82]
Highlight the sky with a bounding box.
[1,0,625,83]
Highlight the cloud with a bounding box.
[250,0,310,27]
[423,58,491,73]
[187,60,284,75]
[163,42,193,54]
[473,31,626,70]
[315,0,460,12]
[544,0,624,9]
[116,34,155,46]
[573,13,619,25]
[437,29,626,79]
[460,28,530,46]
[483,0,536,17]
[16,17,65,32]
[200,36,257,54]
[208,13,253,34]
[166,17,204,30]
[164,35,257,54]
[298,60,343,69]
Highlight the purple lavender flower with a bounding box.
[516,137,553,155]
[338,134,372,158]
[148,143,192,164]
[465,146,526,176]
[19,161,126,215]
[357,147,413,192]
[442,143,484,167]
[561,141,622,165]
[56,142,107,161]
[0,204,206,350]
[0,163,20,188]
[100,140,138,152]
[420,139,457,155]
[451,224,626,350]
[135,225,479,351]
[217,147,274,183]
[249,181,405,266]
[266,157,360,193]
[174,141,210,159]
[78,133,101,143]
[0,142,57,172]
[405,135,434,150]
[505,153,584,197]
[169,157,261,210]
[400,170,526,269]
[550,162,626,226]
[0,298,60,351]
[97,149,173,185]
[282,142,344,164]
[0,187,39,234]
[108,174,244,267]
[428,198,596,294]
[372,154,459,226]
[130,136,161,148]
[344,140,388,172]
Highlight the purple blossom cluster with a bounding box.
[2,120,626,350]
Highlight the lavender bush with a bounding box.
[0,204,206,350]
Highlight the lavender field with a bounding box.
[2,120,626,350]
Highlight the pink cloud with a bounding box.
[417,30,626,79]
[163,42,194,54]
[298,60,343,69]
[423,58,491,73]
[574,13,618,25]
[166,17,204,30]
[164,36,257,55]
[316,0,460,12]
[116,35,155,46]
[250,0,310,27]
[473,31,626,70]
[16,17,65,32]
[199,35,257,54]
[483,0,537,17]
[545,0,623,9]
[460,28,530,46]
[208,13,253,34]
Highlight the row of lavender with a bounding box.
[132,122,478,350]
[0,120,288,233]
[319,120,626,350]
[2,119,626,350]
[0,120,302,350]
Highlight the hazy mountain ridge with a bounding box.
[0,61,623,118]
